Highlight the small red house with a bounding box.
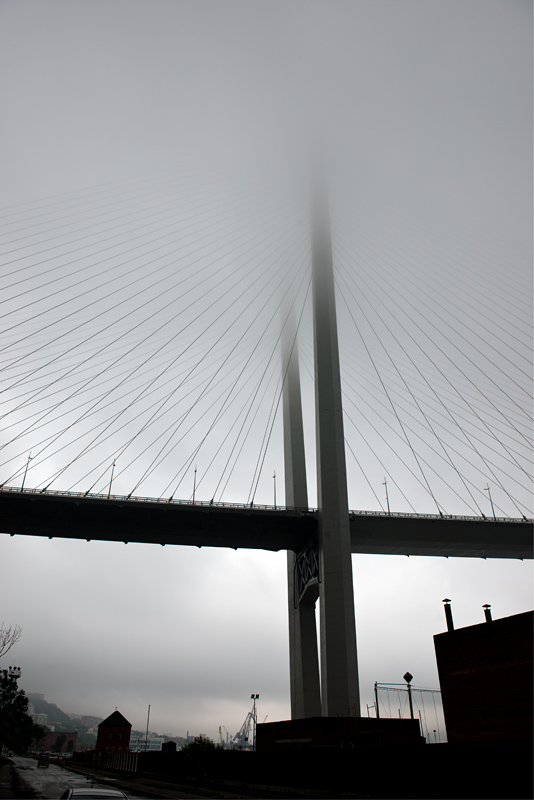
[95,710,131,752]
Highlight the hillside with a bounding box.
[26,694,74,729]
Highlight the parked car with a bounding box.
[59,790,128,799]
[37,755,49,768]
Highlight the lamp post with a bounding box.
[21,454,32,492]
[403,672,414,720]
[107,460,116,499]
[484,485,496,520]
[251,694,259,750]
[382,477,390,515]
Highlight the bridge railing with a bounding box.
[0,485,529,523]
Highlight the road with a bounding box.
[10,757,133,798]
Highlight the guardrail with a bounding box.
[0,485,530,523]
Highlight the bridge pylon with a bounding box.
[311,175,360,717]
[282,304,321,719]
[282,173,360,718]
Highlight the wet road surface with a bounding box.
[10,757,132,799]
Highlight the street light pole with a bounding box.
[107,460,116,499]
[484,485,496,520]
[20,453,32,492]
[383,477,390,515]
[251,694,259,750]
[404,672,414,720]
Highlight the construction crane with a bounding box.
[228,694,259,751]
[230,710,254,750]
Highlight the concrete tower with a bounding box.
[283,170,360,718]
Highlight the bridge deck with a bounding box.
[0,489,531,559]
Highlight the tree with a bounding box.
[30,724,49,751]
[0,624,22,659]
[0,669,42,753]
[53,733,67,753]
[180,735,219,753]
[179,735,220,781]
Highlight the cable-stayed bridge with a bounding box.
[2,488,529,558]
[1,167,532,718]
[1,169,531,516]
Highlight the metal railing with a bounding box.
[0,484,530,523]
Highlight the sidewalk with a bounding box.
[0,763,15,799]
[0,761,35,799]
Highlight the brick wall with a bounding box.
[434,610,533,742]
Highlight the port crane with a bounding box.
[227,694,259,750]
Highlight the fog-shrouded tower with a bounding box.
[283,171,360,718]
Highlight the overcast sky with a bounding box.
[0,0,532,741]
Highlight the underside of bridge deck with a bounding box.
[0,490,531,559]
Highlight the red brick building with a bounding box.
[38,731,77,753]
[95,710,131,752]
[434,609,533,743]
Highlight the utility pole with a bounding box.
[144,704,150,751]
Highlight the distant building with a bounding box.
[31,713,48,726]
[80,716,103,727]
[68,714,103,728]
[434,607,533,743]
[95,710,132,753]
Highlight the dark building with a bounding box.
[256,716,424,750]
[434,606,533,743]
[95,710,132,753]
[161,740,176,752]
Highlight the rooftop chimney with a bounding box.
[482,604,492,623]
[442,598,454,631]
